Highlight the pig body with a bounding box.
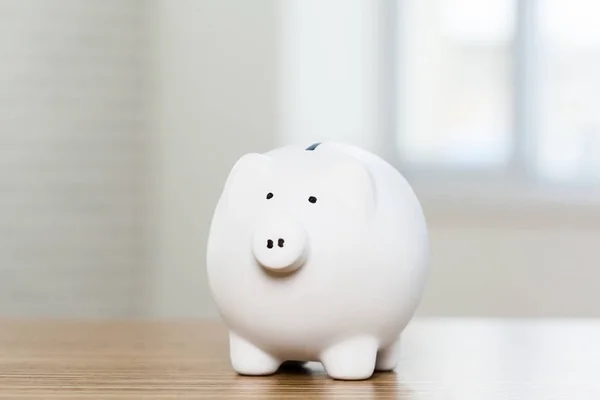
[206,141,429,380]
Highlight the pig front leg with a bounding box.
[320,336,378,380]
[228,331,281,375]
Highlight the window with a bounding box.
[394,0,600,185]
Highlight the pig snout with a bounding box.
[252,212,308,274]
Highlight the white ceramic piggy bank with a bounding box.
[206,141,429,380]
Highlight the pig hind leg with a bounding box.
[375,337,400,371]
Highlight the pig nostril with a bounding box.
[266,239,273,249]
[278,238,285,248]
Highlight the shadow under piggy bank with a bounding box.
[222,361,415,400]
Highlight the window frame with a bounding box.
[385,0,600,216]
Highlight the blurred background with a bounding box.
[2,0,600,319]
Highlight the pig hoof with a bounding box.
[375,338,400,371]
[229,332,280,375]
[320,336,378,380]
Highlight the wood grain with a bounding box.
[0,318,599,398]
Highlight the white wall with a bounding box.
[419,201,600,317]
[277,0,387,153]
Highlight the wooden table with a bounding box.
[0,318,598,399]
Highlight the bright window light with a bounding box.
[395,0,600,185]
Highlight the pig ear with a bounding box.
[322,159,376,218]
[222,153,273,197]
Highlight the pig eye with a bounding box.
[266,192,274,200]
[308,196,317,204]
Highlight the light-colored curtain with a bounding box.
[0,1,153,317]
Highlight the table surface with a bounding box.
[0,318,598,399]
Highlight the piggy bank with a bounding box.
[206,141,429,380]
